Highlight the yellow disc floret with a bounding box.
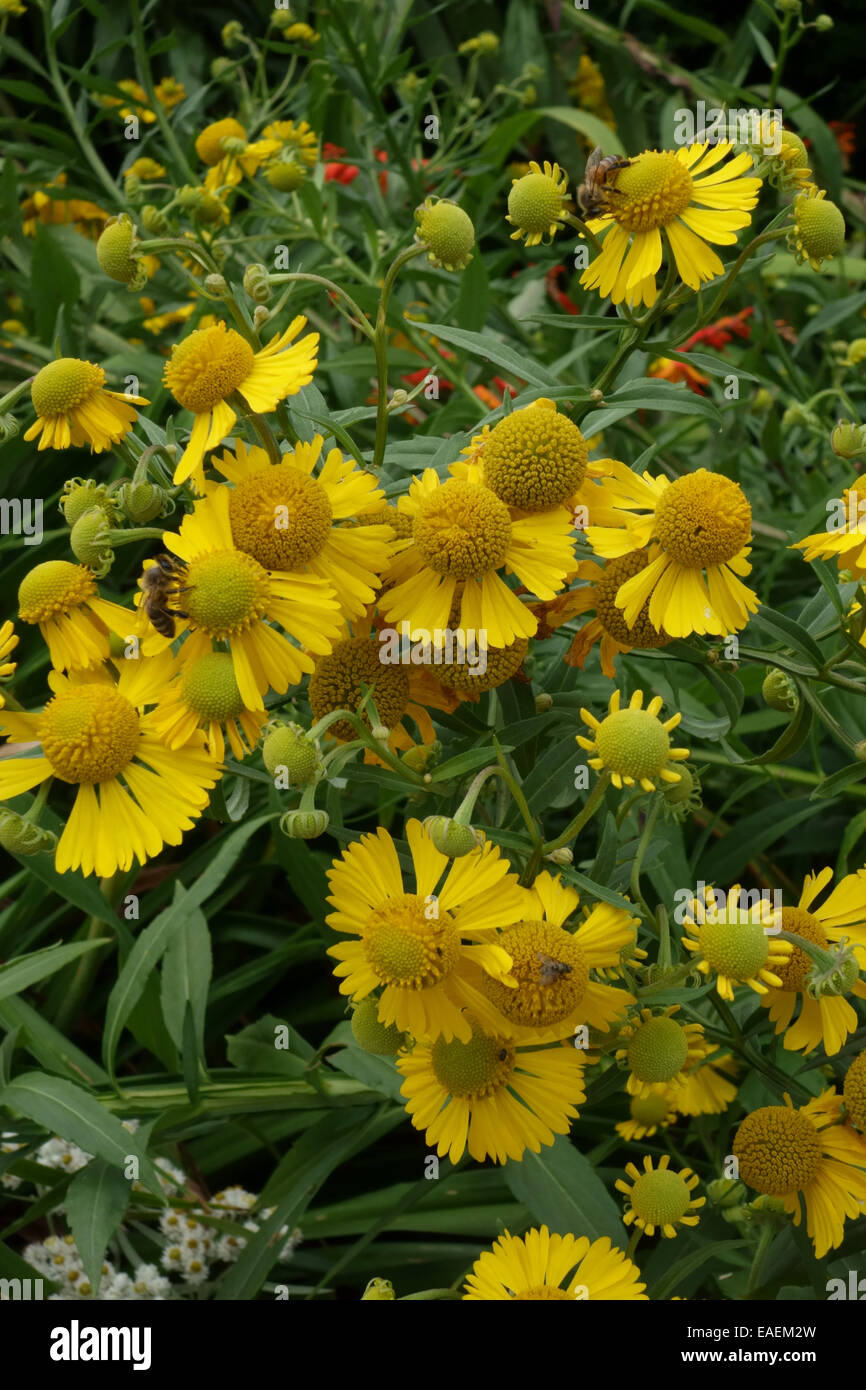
[180,651,246,720]
[594,552,671,649]
[631,1167,691,1224]
[182,550,271,639]
[38,685,140,784]
[772,906,828,992]
[431,1025,514,1098]
[483,920,589,1028]
[482,405,588,510]
[732,1105,822,1195]
[842,1052,866,1132]
[163,324,255,414]
[611,152,694,232]
[18,561,97,623]
[506,161,569,246]
[696,917,771,981]
[626,1015,689,1084]
[412,480,512,579]
[228,464,333,569]
[654,471,751,567]
[595,709,671,781]
[789,190,846,270]
[309,635,410,741]
[364,894,460,989]
[31,360,106,418]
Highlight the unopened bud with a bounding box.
[262,723,319,785]
[69,509,114,576]
[115,480,169,524]
[762,667,799,713]
[350,998,407,1056]
[205,273,229,297]
[141,204,170,235]
[424,815,482,858]
[280,808,329,839]
[361,1278,395,1301]
[830,419,866,459]
[243,263,271,304]
[59,478,116,528]
[545,846,573,866]
[0,811,57,857]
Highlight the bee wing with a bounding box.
[584,146,603,175]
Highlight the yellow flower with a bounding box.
[561,552,674,676]
[195,118,247,166]
[214,437,394,618]
[24,358,148,453]
[581,143,761,307]
[154,77,186,111]
[326,819,527,1042]
[479,868,637,1041]
[577,688,690,792]
[674,1051,738,1116]
[149,649,267,762]
[0,621,19,707]
[792,481,866,580]
[260,119,318,166]
[615,1090,678,1142]
[163,318,318,487]
[506,161,569,246]
[733,1091,866,1258]
[616,1155,705,1237]
[18,561,135,673]
[762,868,866,1055]
[398,1019,586,1164]
[379,464,576,650]
[20,176,109,240]
[0,660,220,878]
[615,1006,708,1098]
[586,461,759,637]
[681,883,792,1001]
[463,1226,646,1301]
[125,157,166,181]
[149,483,342,709]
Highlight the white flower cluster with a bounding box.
[22,1234,171,1301]
[158,1186,302,1286]
[2,1120,187,1195]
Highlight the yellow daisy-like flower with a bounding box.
[398,1018,586,1164]
[154,77,185,112]
[260,119,318,167]
[461,399,588,512]
[163,318,318,488]
[0,621,19,706]
[149,649,267,762]
[615,1005,708,1098]
[616,1155,705,1237]
[463,1226,646,1301]
[0,660,220,877]
[214,437,395,618]
[18,560,135,673]
[762,868,866,1056]
[674,1051,738,1116]
[681,884,792,1002]
[562,552,674,676]
[24,358,148,453]
[586,461,759,638]
[792,482,866,581]
[615,1090,679,1142]
[150,483,342,709]
[125,156,167,181]
[577,688,690,792]
[195,118,247,166]
[733,1090,866,1258]
[378,465,576,650]
[581,143,761,308]
[506,161,569,247]
[326,819,528,1042]
[480,869,637,1041]
[843,1052,866,1132]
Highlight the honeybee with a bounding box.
[576,145,632,219]
[139,553,190,638]
[536,952,573,986]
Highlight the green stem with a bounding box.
[228,391,282,464]
[53,876,123,1034]
[129,0,198,186]
[42,10,120,205]
[745,1223,774,1298]
[629,796,663,923]
[268,273,375,341]
[92,1074,378,1115]
[372,245,429,468]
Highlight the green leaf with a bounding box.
[413,322,562,389]
[810,761,866,801]
[65,1158,131,1294]
[747,699,813,765]
[643,344,760,383]
[453,254,490,335]
[750,607,824,669]
[700,796,827,882]
[226,1016,312,1079]
[430,746,511,783]
[0,1072,163,1197]
[535,106,626,157]
[583,378,721,433]
[0,939,111,1005]
[503,1136,625,1243]
[32,226,80,342]
[650,1238,748,1300]
[160,903,212,1055]
[0,997,109,1086]
[329,1046,404,1102]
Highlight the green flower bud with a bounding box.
[221,19,244,48]
[361,1277,395,1301]
[211,57,235,81]
[262,723,319,784]
[265,156,307,192]
[762,668,799,713]
[69,508,114,576]
[115,480,169,524]
[414,197,475,272]
[831,419,866,458]
[423,815,482,858]
[243,263,272,304]
[0,811,57,857]
[545,846,573,866]
[96,214,148,289]
[400,741,441,773]
[280,808,329,839]
[252,305,270,330]
[788,190,846,270]
[124,173,142,202]
[0,414,19,442]
[141,204,170,235]
[534,693,553,713]
[59,478,116,529]
[350,998,407,1056]
[204,273,229,297]
[814,13,833,29]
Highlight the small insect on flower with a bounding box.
[536,951,573,985]
[139,553,192,639]
[576,146,633,220]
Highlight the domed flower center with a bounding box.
[482,407,587,510]
[182,549,271,639]
[843,1052,866,1132]
[431,1026,515,1098]
[430,635,528,695]
[595,552,669,648]
[180,651,245,720]
[697,915,770,981]
[655,471,751,568]
[631,1092,674,1126]
[507,169,567,239]
[38,685,140,784]
[484,920,589,1027]
[733,1106,822,1194]
[413,481,512,579]
[611,152,694,233]
[195,117,247,166]
[594,708,671,781]
[630,1168,691,1224]
[514,1286,573,1301]
[363,894,459,989]
[164,325,255,414]
[627,1016,689,1083]
[773,907,828,992]
[309,636,410,741]
[31,359,105,417]
[18,561,96,623]
[229,465,333,570]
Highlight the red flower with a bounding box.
[322,144,359,184]
[545,264,581,315]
